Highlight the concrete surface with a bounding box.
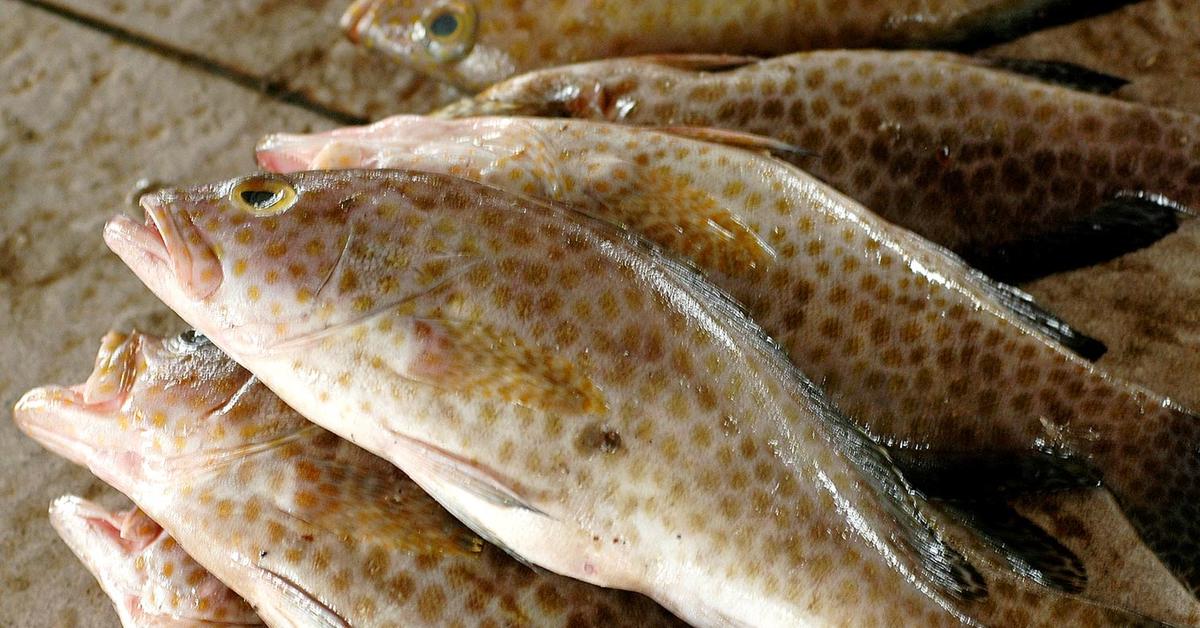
[0,1,1196,626]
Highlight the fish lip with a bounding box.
[13,385,111,469]
[48,496,147,604]
[137,193,221,301]
[341,0,380,45]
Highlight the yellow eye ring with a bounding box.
[416,1,477,63]
[230,175,298,216]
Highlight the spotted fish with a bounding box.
[106,170,1168,626]
[342,0,1140,91]
[436,50,1200,280]
[48,496,262,627]
[15,330,687,627]
[254,116,1200,607]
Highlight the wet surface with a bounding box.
[0,0,1197,625]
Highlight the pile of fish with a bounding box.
[12,1,1200,626]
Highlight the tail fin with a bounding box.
[1098,403,1200,595]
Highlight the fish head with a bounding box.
[105,170,510,358]
[49,495,260,625]
[105,172,374,355]
[342,0,521,92]
[255,115,564,198]
[14,329,298,490]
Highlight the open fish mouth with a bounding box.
[104,193,222,301]
[13,384,117,469]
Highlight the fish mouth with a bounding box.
[341,0,381,45]
[106,193,222,301]
[14,384,118,469]
[48,496,149,603]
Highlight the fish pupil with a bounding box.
[179,329,208,346]
[241,189,280,208]
[430,12,459,37]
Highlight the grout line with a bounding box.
[11,0,368,125]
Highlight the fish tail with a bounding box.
[1097,403,1200,595]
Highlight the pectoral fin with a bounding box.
[654,126,812,160]
[254,566,350,628]
[890,449,1102,500]
[404,318,606,415]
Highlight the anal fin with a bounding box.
[938,499,1087,594]
[967,194,1190,285]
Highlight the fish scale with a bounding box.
[253,114,1200,622]
[15,331,688,627]
[343,0,1141,91]
[440,50,1200,279]
[106,169,1169,627]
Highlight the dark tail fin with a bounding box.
[1098,403,1200,596]
[966,195,1188,284]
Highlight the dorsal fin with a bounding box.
[633,53,761,72]
[653,126,813,160]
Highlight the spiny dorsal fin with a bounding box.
[653,126,813,160]
[633,53,762,72]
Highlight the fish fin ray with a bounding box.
[652,126,813,159]
[966,194,1189,285]
[937,499,1086,594]
[891,449,1102,499]
[981,57,1129,94]
[583,156,778,275]
[631,53,762,72]
[401,317,607,415]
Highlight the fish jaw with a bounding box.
[49,496,150,625]
[14,385,148,493]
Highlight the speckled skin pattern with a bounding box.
[105,170,1170,627]
[443,50,1200,258]
[343,0,1091,90]
[15,331,686,627]
[48,496,261,627]
[253,117,1200,604]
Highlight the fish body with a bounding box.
[253,116,1200,607]
[16,331,686,627]
[439,50,1200,278]
[107,169,1167,626]
[343,0,1140,91]
[49,496,261,627]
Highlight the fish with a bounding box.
[15,330,687,628]
[435,50,1200,280]
[255,116,1200,609]
[341,0,1141,91]
[252,115,1200,605]
[105,169,1170,626]
[48,495,263,627]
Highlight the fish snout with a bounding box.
[138,192,223,301]
[13,385,101,468]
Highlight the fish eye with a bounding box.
[230,175,298,216]
[417,1,477,63]
[179,329,209,346]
